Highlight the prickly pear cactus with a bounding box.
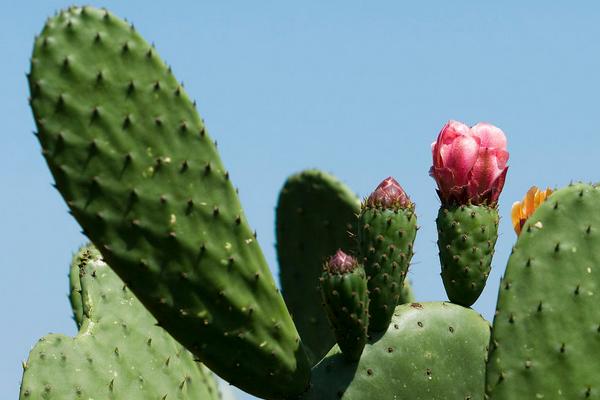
[20,244,221,400]
[28,7,309,398]
[276,170,360,363]
[437,205,498,307]
[302,302,490,400]
[486,183,600,399]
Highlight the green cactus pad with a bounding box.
[486,183,600,399]
[320,263,369,361]
[302,302,490,400]
[276,170,360,363]
[436,204,498,307]
[29,7,309,398]
[358,207,417,331]
[20,244,221,400]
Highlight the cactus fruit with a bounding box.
[302,302,490,399]
[436,205,499,306]
[358,177,417,331]
[28,7,309,398]
[20,244,221,400]
[276,170,360,364]
[319,250,369,362]
[486,183,600,399]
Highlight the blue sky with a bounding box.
[2,1,600,398]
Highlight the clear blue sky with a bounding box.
[2,1,599,398]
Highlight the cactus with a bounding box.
[20,244,221,400]
[437,205,499,306]
[29,7,309,398]
[358,177,417,331]
[24,7,600,400]
[486,183,600,399]
[319,250,369,361]
[302,302,490,399]
[276,170,360,364]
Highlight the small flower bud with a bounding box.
[325,249,358,274]
[366,177,411,209]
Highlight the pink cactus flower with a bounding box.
[366,177,411,209]
[430,120,509,205]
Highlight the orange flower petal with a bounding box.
[512,186,553,235]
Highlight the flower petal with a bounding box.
[472,122,507,150]
[488,167,508,204]
[511,201,523,234]
[445,134,479,186]
[468,146,502,197]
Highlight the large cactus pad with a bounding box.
[302,302,490,400]
[29,7,309,398]
[486,183,600,399]
[20,244,221,400]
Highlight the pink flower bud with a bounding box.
[366,177,411,209]
[325,249,358,274]
[430,120,509,205]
